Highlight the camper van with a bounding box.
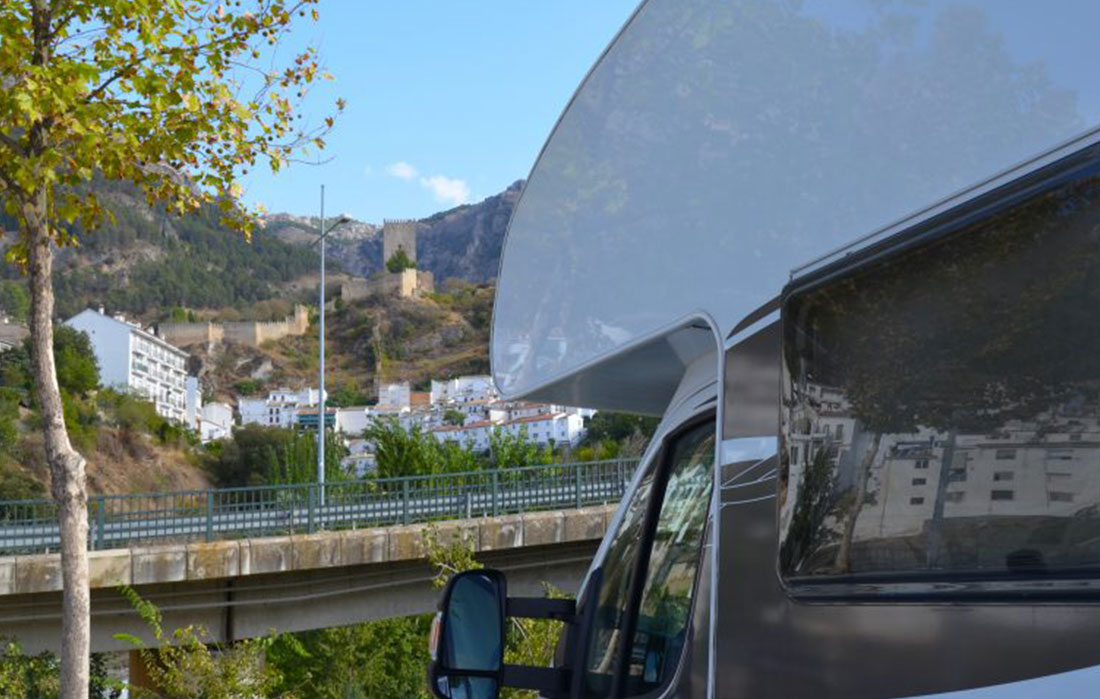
[428,1,1100,697]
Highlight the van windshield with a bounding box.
[583,420,714,697]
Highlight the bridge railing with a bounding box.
[0,458,640,556]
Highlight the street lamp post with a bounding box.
[316,185,350,503]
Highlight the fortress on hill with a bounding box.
[158,305,310,349]
[342,219,434,301]
[159,222,432,349]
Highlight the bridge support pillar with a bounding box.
[129,649,156,691]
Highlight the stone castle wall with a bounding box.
[160,305,309,348]
[342,269,434,302]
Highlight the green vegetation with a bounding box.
[0,185,322,321]
[442,408,465,426]
[117,587,286,699]
[572,411,659,462]
[385,249,416,274]
[325,381,368,408]
[232,379,264,397]
[0,281,29,323]
[205,425,349,487]
[364,417,554,479]
[428,280,494,331]
[0,640,60,697]
[365,417,478,479]
[0,326,205,499]
[268,617,432,699]
[0,327,103,480]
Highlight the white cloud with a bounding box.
[385,161,418,180]
[419,175,471,207]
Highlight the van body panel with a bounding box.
[473,2,1100,697]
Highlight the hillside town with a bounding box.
[55,306,593,477]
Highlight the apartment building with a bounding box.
[65,308,189,422]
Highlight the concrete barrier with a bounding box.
[1,505,618,596]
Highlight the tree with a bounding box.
[268,618,433,699]
[442,408,465,426]
[0,280,29,322]
[385,248,416,274]
[488,426,552,469]
[0,3,339,695]
[116,586,287,699]
[205,424,347,487]
[424,527,567,699]
[0,325,98,397]
[52,326,98,397]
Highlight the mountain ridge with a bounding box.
[262,180,523,284]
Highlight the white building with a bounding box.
[342,438,376,476]
[237,387,325,428]
[432,420,494,452]
[500,412,586,448]
[377,382,411,410]
[336,406,371,436]
[200,402,233,443]
[184,376,202,430]
[431,413,586,453]
[65,308,189,422]
[431,375,497,405]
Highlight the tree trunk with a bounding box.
[835,431,881,574]
[25,194,90,699]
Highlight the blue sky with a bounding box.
[240,1,639,222]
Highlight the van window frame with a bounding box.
[584,411,716,699]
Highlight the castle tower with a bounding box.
[382,219,417,267]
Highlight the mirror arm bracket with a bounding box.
[506,597,576,623]
[501,664,570,697]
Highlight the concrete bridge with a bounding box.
[0,505,615,653]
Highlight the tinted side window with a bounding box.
[583,420,715,697]
[779,151,1100,590]
[585,465,658,696]
[623,424,714,694]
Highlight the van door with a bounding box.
[579,416,715,698]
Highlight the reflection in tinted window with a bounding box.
[624,424,713,694]
[779,152,1100,585]
[585,466,657,696]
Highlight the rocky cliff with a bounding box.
[264,180,523,284]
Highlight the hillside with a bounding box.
[0,178,522,326]
[0,180,322,322]
[187,280,495,403]
[263,180,523,283]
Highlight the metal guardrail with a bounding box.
[0,459,639,556]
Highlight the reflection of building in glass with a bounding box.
[851,409,1100,543]
[782,377,1100,576]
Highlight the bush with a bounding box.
[385,249,416,274]
[205,425,348,487]
[0,281,29,323]
[232,378,263,396]
[0,463,45,502]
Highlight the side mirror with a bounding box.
[428,569,506,699]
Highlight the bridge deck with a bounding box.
[0,505,615,653]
